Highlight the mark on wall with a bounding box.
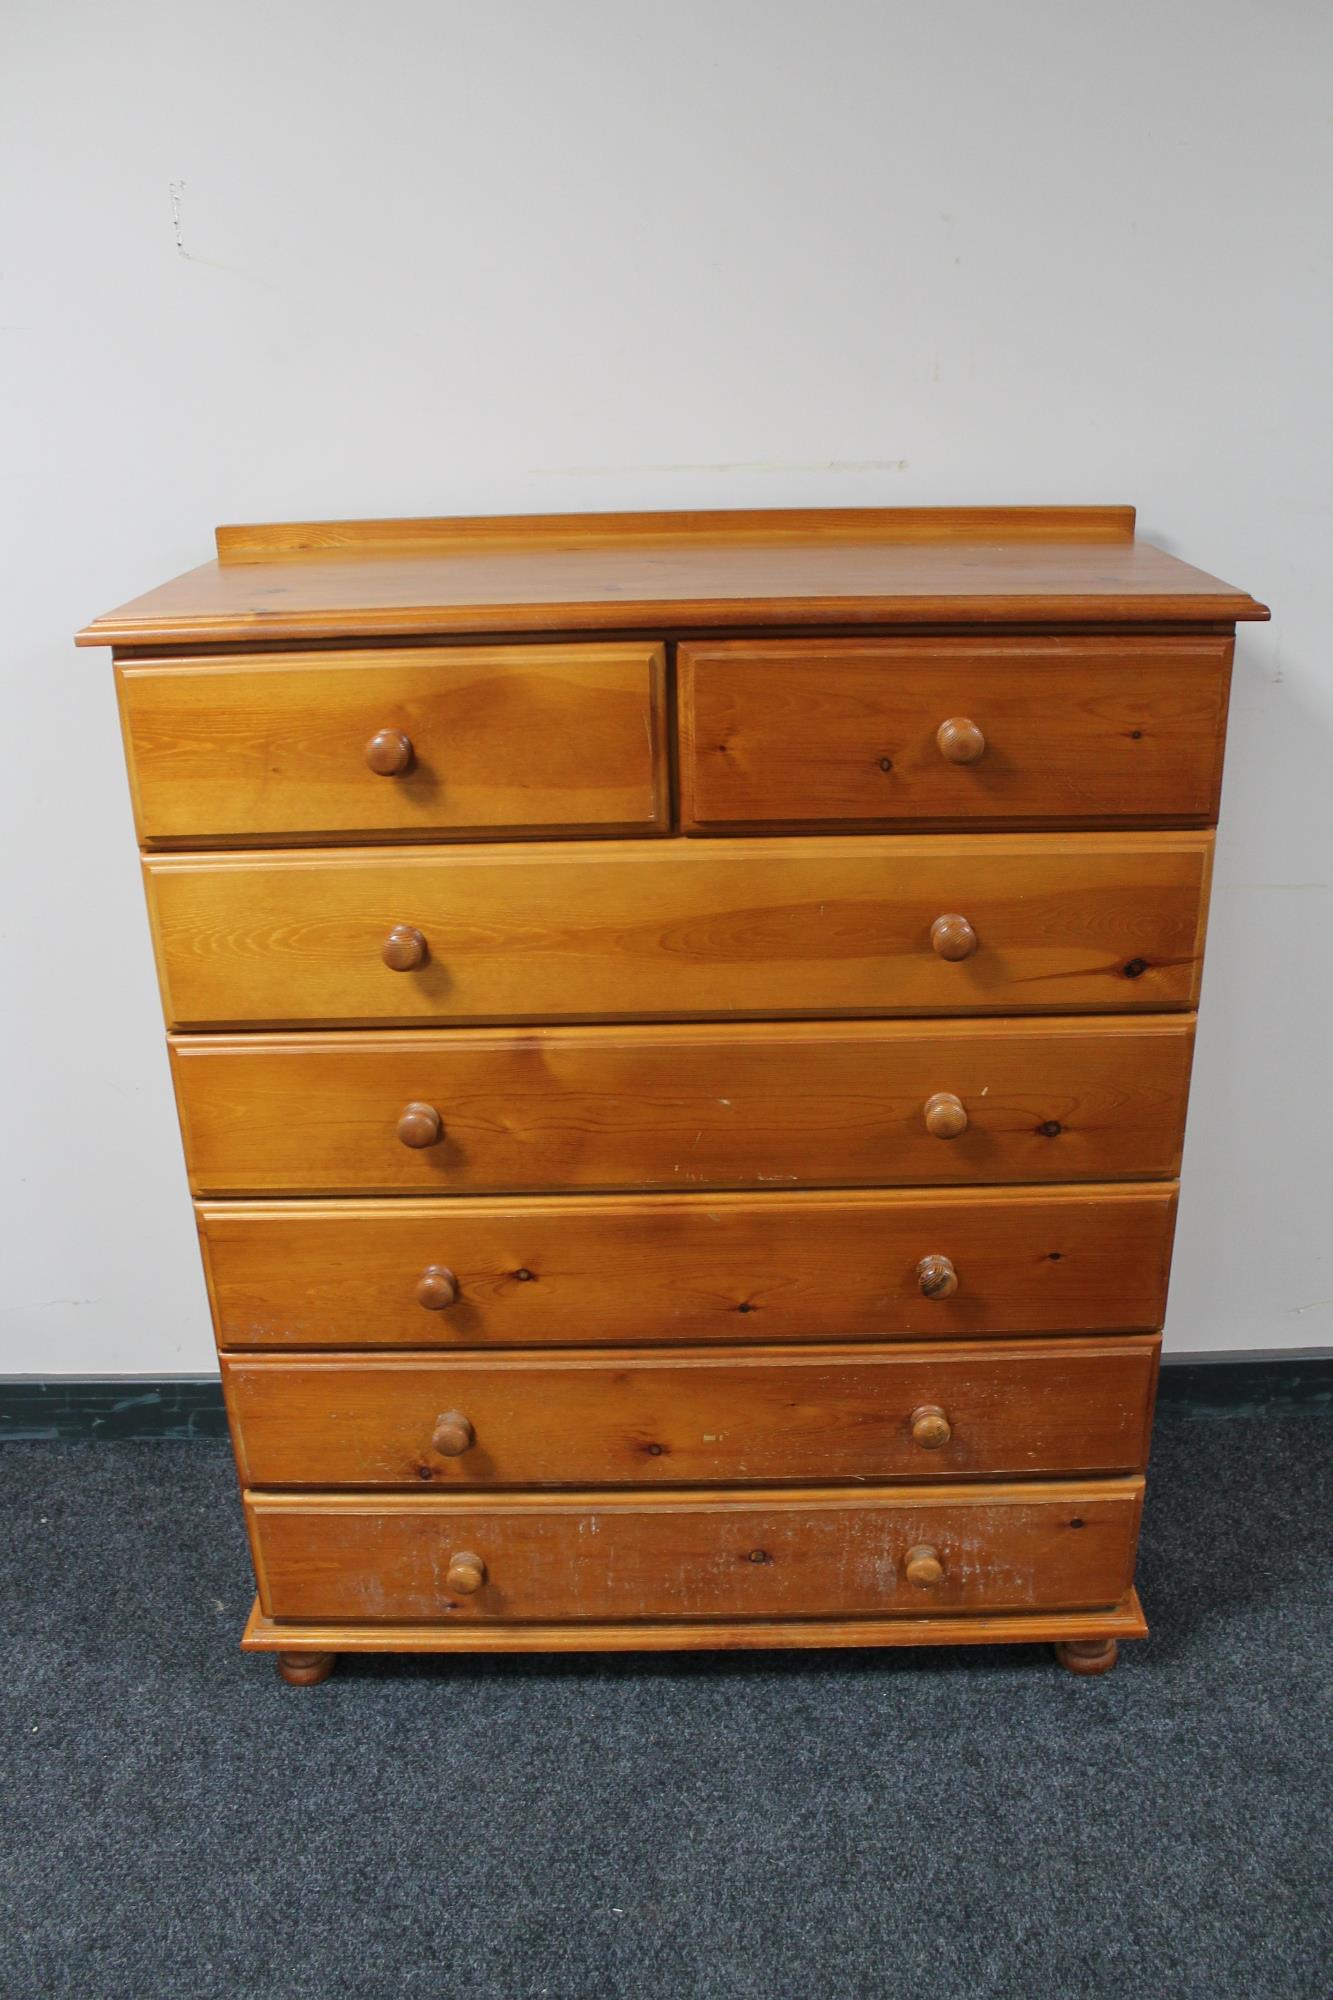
[169,179,187,256]
[167,180,277,289]
[533,457,910,476]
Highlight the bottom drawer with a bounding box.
[247,1480,1143,1623]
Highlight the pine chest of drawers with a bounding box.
[80,505,1267,1682]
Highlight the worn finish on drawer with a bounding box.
[200,1185,1177,1349]
[144,832,1212,1029]
[222,1338,1159,1488]
[172,1017,1195,1197]
[246,1479,1144,1622]
[117,644,669,845]
[680,636,1233,831]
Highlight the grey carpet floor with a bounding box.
[2,1404,1329,2000]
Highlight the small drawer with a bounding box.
[200,1186,1177,1349]
[680,636,1232,831]
[117,644,668,845]
[246,1480,1144,1622]
[173,1017,1195,1197]
[222,1338,1159,1487]
[144,831,1212,1029]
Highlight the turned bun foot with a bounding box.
[1054,1637,1119,1677]
[276,1650,336,1686]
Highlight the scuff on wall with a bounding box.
[533,458,911,476]
[166,179,276,289]
[169,179,187,255]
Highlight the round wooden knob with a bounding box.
[415,1264,458,1309]
[923,1091,968,1139]
[431,1410,474,1457]
[910,1404,953,1449]
[365,727,414,776]
[446,1551,486,1595]
[905,1544,945,1587]
[936,717,986,764]
[917,1254,958,1299]
[930,913,977,961]
[397,1101,442,1149]
[382,923,428,971]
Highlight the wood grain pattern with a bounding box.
[245,1479,1145,1622]
[84,501,1254,1674]
[242,1587,1149,1653]
[170,1016,1196,1196]
[116,645,668,846]
[143,832,1213,1029]
[213,507,1142,557]
[75,508,1267,648]
[680,636,1233,830]
[221,1337,1159,1487]
[199,1185,1177,1348]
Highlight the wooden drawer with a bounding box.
[144,832,1211,1029]
[246,1479,1144,1622]
[680,636,1232,831]
[222,1338,1158,1487]
[117,644,668,845]
[173,1017,1194,1196]
[200,1186,1176,1348]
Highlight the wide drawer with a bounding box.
[680,636,1232,830]
[173,1017,1194,1195]
[117,644,668,844]
[223,1338,1158,1487]
[144,832,1211,1029]
[246,1479,1144,1622]
[200,1186,1177,1348]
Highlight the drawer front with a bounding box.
[246,1480,1144,1622]
[145,832,1211,1029]
[223,1338,1159,1487]
[173,1018,1194,1196]
[117,645,668,845]
[200,1186,1177,1348]
[680,636,1232,830]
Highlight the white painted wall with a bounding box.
[3,0,1330,1372]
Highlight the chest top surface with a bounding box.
[77,506,1267,650]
